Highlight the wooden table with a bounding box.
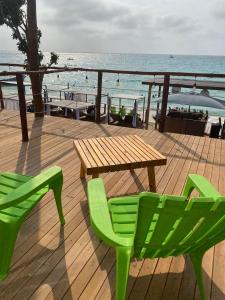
[74,135,166,191]
[45,100,95,119]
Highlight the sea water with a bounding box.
[1,50,225,116]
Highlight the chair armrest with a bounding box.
[0,166,63,210]
[87,179,132,247]
[183,174,221,200]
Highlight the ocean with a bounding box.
[1,50,225,116]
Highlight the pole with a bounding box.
[155,102,160,129]
[0,84,4,110]
[27,0,43,117]
[145,84,152,130]
[95,71,102,123]
[159,75,170,133]
[16,74,29,142]
[158,85,162,97]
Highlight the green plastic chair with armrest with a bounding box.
[88,174,225,300]
[0,166,65,280]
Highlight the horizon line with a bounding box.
[0,49,225,58]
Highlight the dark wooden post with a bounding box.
[145,84,152,130]
[0,84,4,110]
[155,102,160,129]
[158,85,162,97]
[95,71,102,123]
[27,0,44,117]
[159,75,170,133]
[16,74,29,142]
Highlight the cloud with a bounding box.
[42,0,131,27]
[213,1,225,19]
[1,0,224,55]
[41,0,198,42]
[38,0,159,53]
[41,0,154,33]
[158,15,196,33]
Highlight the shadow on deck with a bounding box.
[0,110,225,300]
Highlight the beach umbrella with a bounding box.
[157,93,225,110]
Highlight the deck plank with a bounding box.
[0,110,225,299]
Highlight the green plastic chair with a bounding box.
[0,166,65,280]
[88,174,225,300]
[119,106,126,117]
[110,106,117,114]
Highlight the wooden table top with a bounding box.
[45,100,95,109]
[74,135,167,175]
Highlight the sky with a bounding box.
[0,0,225,55]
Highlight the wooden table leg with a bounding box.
[92,174,99,179]
[147,166,156,192]
[80,164,86,179]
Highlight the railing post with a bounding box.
[0,84,4,110]
[158,85,162,97]
[145,84,152,130]
[159,75,170,133]
[95,71,102,123]
[16,74,29,142]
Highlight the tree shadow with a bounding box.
[96,123,113,137]
[161,132,203,160]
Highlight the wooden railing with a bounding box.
[0,84,4,110]
[1,63,225,142]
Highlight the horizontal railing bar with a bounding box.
[1,65,225,78]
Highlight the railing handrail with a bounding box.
[1,63,225,79]
[2,63,225,141]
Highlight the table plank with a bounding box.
[82,139,106,167]
[115,136,145,162]
[120,136,156,161]
[73,140,91,169]
[133,135,166,160]
[92,138,118,165]
[79,140,102,171]
[101,137,132,164]
[74,135,167,178]
[108,136,139,163]
[75,140,97,168]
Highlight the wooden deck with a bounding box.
[1,110,225,300]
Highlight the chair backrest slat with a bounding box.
[181,199,225,242]
[159,198,214,253]
[133,193,160,257]
[133,193,225,259]
[144,196,188,258]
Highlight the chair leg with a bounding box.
[52,176,65,225]
[0,221,20,280]
[115,247,131,300]
[190,252,205,300]
[183,177,194,198]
